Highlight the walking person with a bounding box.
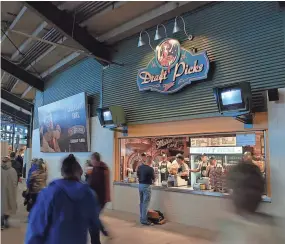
[10,152,22,183]
[217,161,285,243]
[137,155,155,226]
[89,152,111,243]
[26,158,38,188]
[1,156,18,230]
[25,154,105,244]
[24,160,47,212]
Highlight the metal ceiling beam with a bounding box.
[11,21,48,60]
[11,36,68,94]
[1,98,32,115]
[1,88,33,111]
[24,1,112,64]
[1,6,27,43]
[80,2,127,26]
[40,52,81,78]
[1,102,31,125]
[1,57,44,91]
[1,112,29,125]
[98,1,209,43]
[21,86,33,99]
[1,71,8,80]
[10,22,48,93]
[22,51,81,98]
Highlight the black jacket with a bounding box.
[11,159,22,177]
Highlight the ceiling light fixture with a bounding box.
[154,24,167,41]
[173,16,193,41]
[137,30,154,50]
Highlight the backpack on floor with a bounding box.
[147,210,166,225]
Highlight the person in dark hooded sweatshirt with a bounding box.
[88,152,111,243]
[25,154,105,244]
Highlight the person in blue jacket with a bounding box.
[25,154,105,244]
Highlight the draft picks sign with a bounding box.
[137,38,210,94]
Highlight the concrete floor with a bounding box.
[1,183,212,244]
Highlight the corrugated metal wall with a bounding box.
[103,1,285,124]
[33,58,102,129]
[33,2,285,128]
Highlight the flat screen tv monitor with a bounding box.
[97,106,126,128]
[102,109,114,125]
[38,92,90,153]
[214,82,252,113]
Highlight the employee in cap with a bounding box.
[189,153,209,177]
[170,153,183,174]
[158,154,171,182]
[176,155,189,178]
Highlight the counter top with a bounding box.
[113,181,272,203]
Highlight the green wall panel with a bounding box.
[102,2,285,124]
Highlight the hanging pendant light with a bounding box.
[137,30,154,50]
[172,16,193,41]
[172,18,181,34]
[154,24,167,41]
[154,28,162,41]
[137,35,145,47]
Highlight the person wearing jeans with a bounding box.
[137,155,155,226]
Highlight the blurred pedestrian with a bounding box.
[24,160,47,212]
[137,155,155,226]
[25,154,105,244]
[1,156,18,230]
[16,149,24,174]
[217,162,284,243]
[85,160,93,182]
[89,152,111,242]
[10,151,22,183]
[26,158,38,188]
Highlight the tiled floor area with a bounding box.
[1,183,212,244]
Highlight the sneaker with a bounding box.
[141,221,154,226]
[1,226,4,230]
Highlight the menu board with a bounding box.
[190,146,243,155]
[190,136,236,147]
[227,155,242,165]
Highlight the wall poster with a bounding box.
[38,92,90,153]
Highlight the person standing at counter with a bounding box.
[189,154,209,177]
[137,156,155,226]
[135,152,147,172]
[207,157,224,192]
[176,155,189,178]
[158,154,171,182]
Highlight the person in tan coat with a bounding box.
[1,156,18,230]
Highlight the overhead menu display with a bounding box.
[190,146,243,155]
[190,136,236,147]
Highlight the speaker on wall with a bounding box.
[268,88,279,101]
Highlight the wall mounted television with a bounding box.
[97,106,126,129]
[38,92,90,153]
[213,81,252,114]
